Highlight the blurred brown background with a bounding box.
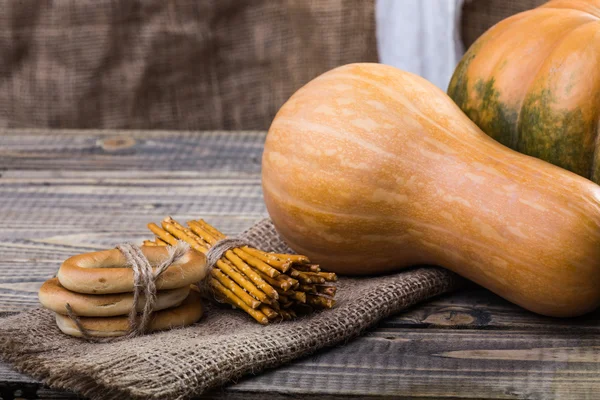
[0,0,546,131]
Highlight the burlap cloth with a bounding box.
[0,0,377,131]
[0,0,548,131]
[0,219,463,400]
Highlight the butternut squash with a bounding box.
[262,63,600,317]
[448,0,600,182]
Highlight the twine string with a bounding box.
[196,237,251,304]
[204,238,250,271]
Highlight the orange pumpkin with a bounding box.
[448,0,600,181]
[262,63,600,317]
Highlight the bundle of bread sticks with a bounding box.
[145,217,337,324]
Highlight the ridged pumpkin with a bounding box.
[448,0,600,182]
[262,63,600,317]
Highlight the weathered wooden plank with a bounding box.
[0,183,267,263]
[226,329,600,399]
[0,130,265,175]
[387,288,600,332]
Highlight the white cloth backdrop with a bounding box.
[376,0,466,90]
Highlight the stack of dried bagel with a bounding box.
[39,245,207,338]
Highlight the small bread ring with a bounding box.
[55,286,204,337]
[39,278,190,317]
[57,245,207,294]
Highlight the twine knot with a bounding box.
[205,238,251,271]
[201,237,251,304]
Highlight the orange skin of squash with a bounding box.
[448,0,600,181]
[262,63,600,318]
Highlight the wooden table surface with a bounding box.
[1,129,599,400]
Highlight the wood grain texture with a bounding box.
[1,129,599,399]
